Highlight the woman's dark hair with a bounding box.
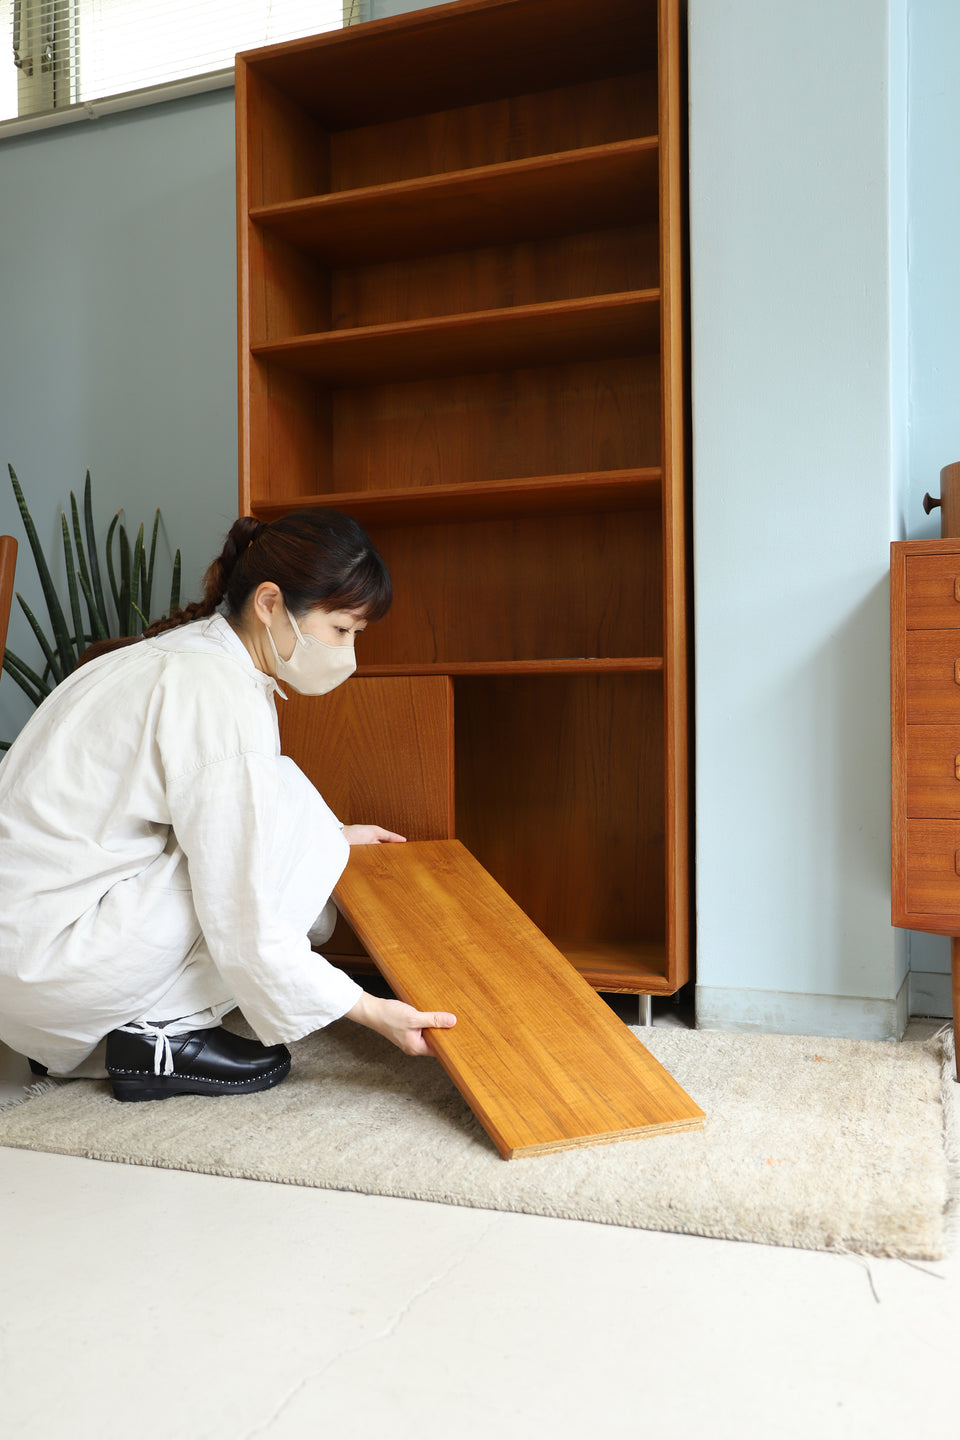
[77,510,390,664]
[144,509,392,639]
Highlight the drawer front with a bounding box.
[906,820,960,915]
[906,555,960,628]
[905,631,960,722]
[906,727,960,816]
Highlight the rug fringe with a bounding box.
[928,1025,960,1255]
[0,1077,61,1114]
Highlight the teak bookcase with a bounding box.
[235,0,691,999]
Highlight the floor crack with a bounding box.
[241,1212,503,1438]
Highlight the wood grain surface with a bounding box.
[238,0,692,1001]
[0,534,17,666]
[240,0,657,136]
[278,676,454,841]
[325,356,662,494]
[250,469,662,525]
[354,507,663,668]
[334,840,704,1158]
[252,140,659,265]
[253,291,661,387]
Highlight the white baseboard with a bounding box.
[908,970,955,1019]
[695,978,910,1042]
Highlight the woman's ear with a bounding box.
[252,581,283,628]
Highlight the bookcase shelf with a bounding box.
[249,138,659,264]
[251,468,663,525]
[356,658,664,677]
[236,0,690,999]
[253,290,660,385]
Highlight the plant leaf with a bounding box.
[15,592,62,685]
[83,471,109,633]
[8,465,75,675]
[106,512,122,622]
[169,550,181,614]
[118,523,132,635]
[71,490,100,641]
[60,515,85,668]
[144,510,159,620]
[77,570,108,641]
[2,650,50,706]
[130,523,145,634]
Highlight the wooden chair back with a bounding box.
[0,535,17,671]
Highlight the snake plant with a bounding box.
[2,464,181,742]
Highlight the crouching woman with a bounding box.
[0,509,455,1099]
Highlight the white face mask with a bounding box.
[264,606,357,696]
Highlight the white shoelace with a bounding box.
[117,1020,178,1076]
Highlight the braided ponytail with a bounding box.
[141,516,267,639]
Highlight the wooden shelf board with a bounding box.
[251,469,662,525]
[355,658,664,678]
[333,840,702,1157]
[252,290,660,386]
[250,139,659,263]
[558,939,675,994]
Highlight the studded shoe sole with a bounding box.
[109,1055,291,1102]
[105,1024,292,1102]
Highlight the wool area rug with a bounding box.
[1,1021,957,1260]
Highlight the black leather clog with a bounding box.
[105,1025,291,1101]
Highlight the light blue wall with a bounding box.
[0,89,238,743]
[689,0,910,1038]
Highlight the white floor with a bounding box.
[2,1019,958,1440]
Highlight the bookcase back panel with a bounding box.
[328,357,662,493]
[356,510,663,666]
[330,225,659,331]
[328,74,656,193]
[454,673,666,942]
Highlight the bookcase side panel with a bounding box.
[243,65,331,205]
[657,0,691,988]
[248,360,331,507]
[249,230,330,345]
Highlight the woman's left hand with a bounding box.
[346,993,456,1055]
[342,824,406,845]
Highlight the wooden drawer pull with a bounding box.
[954,659,960,686]
[955,850,960,876]
[955,755,960,780]
[954,578,960,603]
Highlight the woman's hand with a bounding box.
[347,992,456,1056]
[342,824,406,845]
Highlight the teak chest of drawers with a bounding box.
[891,539,960,1073]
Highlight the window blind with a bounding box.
[1,0,351,131]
